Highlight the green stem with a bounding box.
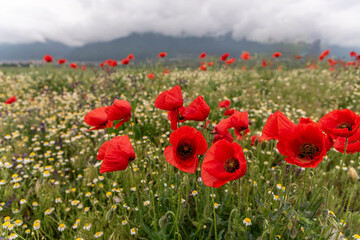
[295,168,308,209]
[211,187,218,240]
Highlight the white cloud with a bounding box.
[0,0,359,47]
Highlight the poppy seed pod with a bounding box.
[348,167,359,183]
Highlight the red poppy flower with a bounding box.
[58,59,66,64]
[147,73,155,80]
[163,69,170,74]
[121,58,130,65]
[350,51,357,57]
[103,59,116,67]
[97,135,135,174]
[225,58,236,65]
[5,95,16,104]
[84,106,113,131]
[319,49,330,61]
[296,55,302,59]
[220,53,230,61]
[260,111,295,141]
[218,100,231,109]
[328,58,337,67]
[334,130,360,154]
[273,52,282,58]
[241,52,251,60]
[82,65,86,71]
[201,139,247,187]
[100,62,104,68]
[105,100,132,129]
[276,123,328,168]
[158,52,167,58]
[199,52,206,59]
[164,126,207,173]
[319,109,360,139]
[70,63,78,69]
[224,109,235,116]
[262,60,268,67]
[155,85,183,111]
[322,49,330,57]
[180,96,210,122]
[207,62,214,66]
[43,55,53,63]
[199,63,207,71]
[127,53,135,60]
[213,111,249,143]
[168,96,210,130]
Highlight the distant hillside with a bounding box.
[0,40,74,61]
[0,33,358,62]
[67,33,311,61]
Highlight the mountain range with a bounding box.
[0,33,357,62]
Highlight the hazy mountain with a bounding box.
[0,40,74,61]
[0,33,357,62]
[67,33,310,61]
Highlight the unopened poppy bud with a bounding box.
[348,167,359,183]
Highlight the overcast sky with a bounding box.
[0,0,359,47]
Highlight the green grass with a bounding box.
[0,64,360,239]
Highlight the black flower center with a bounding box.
[177,143,193,160]
[178,114,185,121]
[224,157,240,173]
[298,143,319,159]
[337,122,353,131]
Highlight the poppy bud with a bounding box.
[348,167,359,183]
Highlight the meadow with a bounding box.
[0,59,360,240]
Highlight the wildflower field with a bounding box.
[1,57,360,239]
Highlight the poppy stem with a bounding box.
[339,137,348,169]
[211,187,218,240]
[295,168,308,209]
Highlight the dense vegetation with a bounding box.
[0,64,360,239]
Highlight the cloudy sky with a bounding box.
[0,0,359,47]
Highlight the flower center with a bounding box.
[337,122,353,131]
[224,157,240,173]
[177,143,193,159]
[298,143,319,159]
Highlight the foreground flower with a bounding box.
[155,85,183,111]
[4,95,16,104]
[168,96,210,130]
[84,106,113,131]
[260,111,295,141]
[334,130,360,154]
[319,109,360,139]
[164,126,207,173]
[214,110,249,143]
[97,135,135,174]
[277,123,327,168]
[201,140,247,187]
[155,85,183,129]
[105,100,132,129]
